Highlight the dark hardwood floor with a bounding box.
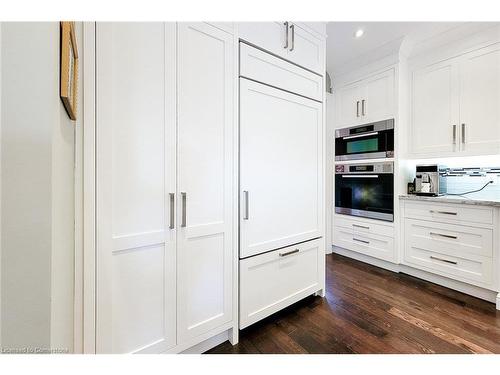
[207,253,500,354]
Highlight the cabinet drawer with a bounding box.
[240,43,323,101]
[333,226,395,263]
[335,215,394,238]
[404,201,493,226]
[405,218,493,259]
[239,239,321,329]
[404,245,493,288]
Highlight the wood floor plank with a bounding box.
[206,253,500,354]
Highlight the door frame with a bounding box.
[74,21,97,354]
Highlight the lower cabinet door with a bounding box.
[176,22,234,343]
[239,239,322,329]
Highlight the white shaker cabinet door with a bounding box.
[459,43,500,155]
[96,22,176,354]
[287,23,325,74]
[238,22,289,60]
[240,79,324,258]
[176,23,234,342]
[410,59,459,155]
[335,82,363,128]
[363,68,395,123]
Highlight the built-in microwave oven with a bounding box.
[335,119,394,161]
[335,161,394,222]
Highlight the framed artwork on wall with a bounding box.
[60,21,78,121]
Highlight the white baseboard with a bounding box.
[332,246,499,308]
[162,322,234,354]
[180,330,229,354]
[332,246,400,273]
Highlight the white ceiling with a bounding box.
[326,22,464,78]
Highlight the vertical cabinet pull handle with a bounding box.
[452,124,457,145]
[461,123,466,145]
[283,22,289,49]
[181,192,187,228]
[243,190,249,220]
[169,193,175,229]
[356,101,360,117]
[361,99,365,116]
[290,24,295,51]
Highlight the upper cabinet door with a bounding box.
[238,22,288,59]
[459,43,500,155]
[96,22,176,354]
[240,79,324,258]
[362,68,395,123]
[335,82,363,128]
[288,23,325,74]
[410,60,459,155]
[176,23,234,343]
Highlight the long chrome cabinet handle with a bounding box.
[461,123,466,145]
[353,224,370,230]
[353,237,370,244]
[181,192,187,228]
[430,232,457,240]
[361,99,366,116]
[243,190,249,220]
[452,124,457,145]
[169,193,175,229]
[356,101,360,117]
[429,210,457,216]
[430,256,457,265]
[290,24,295,51]
[279,249,299,257]
[283,22,289,49]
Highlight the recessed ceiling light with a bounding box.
[354,29,364,38]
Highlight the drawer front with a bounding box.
[333,227,396,263]
[335,215,395,238]
[239,239,321,329]
[404,201,493,226]
[240,43,323,101]
[405,218,493,259]
[404,245,493,288]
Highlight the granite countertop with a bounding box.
[399,193,500,207]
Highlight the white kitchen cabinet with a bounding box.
[335,68,395,128]
[96,22,177,354]
[96,22,235,353]
[410,60,459,154]
[402,201,496,290]
[409,42,500,157]
[288,23,326,74]
[459,43,500,154]
[239,78,324,258]
[176,22,234,343]
[238,22,289,60]
[336,82,362,127]
[239,239,323,329]
[333,215,396,263]
[237,22,325,75]
[239,43,323,101]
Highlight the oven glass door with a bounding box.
[335,173,394,221]
[335,129,393,160]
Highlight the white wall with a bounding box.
[1,22,81,353]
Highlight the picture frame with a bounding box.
[60,21,78,121]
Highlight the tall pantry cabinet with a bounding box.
[96,22,236,353]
